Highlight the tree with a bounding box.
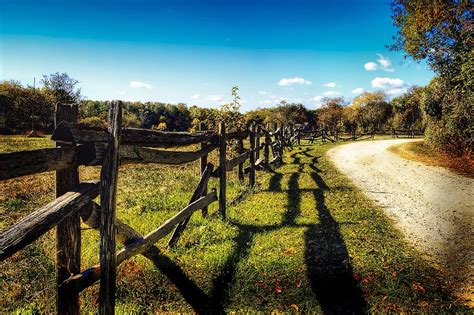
[351,92,391,131]
[391,0,473,155]
[316,98,345,134]
[41,72,82,104]
[391,0,471,81]
[391,86,424,129]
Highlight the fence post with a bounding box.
[249,124,256,187]
[219,121,227,219]
[199,123,208,217]
[264,130,270,166]
[55,103,80,315]
[255,125,260,160]
[99,101,122,314]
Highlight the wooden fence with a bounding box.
[0,101,296,314]
[295,128,423,144]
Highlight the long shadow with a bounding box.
[282,150,366,313]
[145,247,211,312]
[304,163,367,313]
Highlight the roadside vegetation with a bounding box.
[388,141,473,179]
[0,136,468,312]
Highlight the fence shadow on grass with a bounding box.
[161,147,365,313]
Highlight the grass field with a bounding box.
[0,135,468,313]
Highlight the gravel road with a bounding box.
[327,139,473,302]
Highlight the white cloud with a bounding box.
[261,100,273,105]
[207,94,223,102]
[190,94,201,100]
[371,77,405,89]
[130,81,152,89]
[119,90,126,95]
[352,88,365,94]
[278,77,312,86]
[313,96,323,102]
[323,82,337,88]
[258,91,267,95]
[364,62,378,71]
[386,88,407,96]
[322,91,341,96]
[377,54,394,72]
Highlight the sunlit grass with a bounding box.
[0,135,468,313]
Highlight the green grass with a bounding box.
[0,136,468,313]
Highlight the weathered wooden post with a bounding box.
[199,123,208,217]
[219,121,227,218]
[249,124,256,187]
[278,125,284,163]
[55,103,81,315]
[255,125,260,160]
[99,101,122,314]
[264,129,270,166]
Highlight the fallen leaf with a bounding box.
[275,281,282,294]
[353,273,360,281]
[391,271,398,278]
[419,300,429,308]
[256,280,264,288]
[295,279,302,288]
[412,282,426,294]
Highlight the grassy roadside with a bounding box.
[388,140,473,179]
[0,136,468,312]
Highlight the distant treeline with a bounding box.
[0,71,471,157]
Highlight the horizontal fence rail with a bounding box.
[0,101,296,314]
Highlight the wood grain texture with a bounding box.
[60,191,218,294]
[52,122,217,148]
[218,121,227,218]
[0,147,76,181]
[0,181,99,261]
[99,101,122,315]
[55,103,81,315]
[249,124,256,187]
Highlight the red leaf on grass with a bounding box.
[412,282,426,294]
[256,280,264,288]
[274,281,282,294]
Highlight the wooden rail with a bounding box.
[0,101,294,314]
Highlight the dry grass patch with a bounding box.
[388,140,473,178]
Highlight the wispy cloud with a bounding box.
[190,94,201,100]
[278,77,312,86]
[377,54,394,72]
[323,82,337,88]
[207,94,223,102]
[352,87,365,94]
[258,91,267,95]
[322,91,341,96]
[364,54,394,72]
[130,81,152,89]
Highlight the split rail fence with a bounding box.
[0,101,297,314]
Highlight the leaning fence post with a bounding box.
[199,123,209,217]
[249,124,256,188]
[99,101,122,315]
[219,121,227,219]
[55,103,80,315]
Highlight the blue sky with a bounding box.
[0,0,434,112]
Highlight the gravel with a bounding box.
[327,139,474,302]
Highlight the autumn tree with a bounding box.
[391,0,473,155]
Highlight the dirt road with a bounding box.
[327,139,473,302]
